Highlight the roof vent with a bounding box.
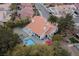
[44,26,46,30]
[32,19,34,23]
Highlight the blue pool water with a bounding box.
[23,38,35,46]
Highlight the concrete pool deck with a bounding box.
[13,27,45,45]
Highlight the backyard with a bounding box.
[13,27,44,46]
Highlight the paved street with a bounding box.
[35,3,50,19]
[73,17,79,24]
[60,41,79,56]
[73,17,79,29]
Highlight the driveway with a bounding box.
[73,17,79,23]
[35,3,50,19]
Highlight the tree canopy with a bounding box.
[6,44,70,56]
[0,25,20,55]
[5,18,31,28]
[10,3,17,11]
[48,15,58,23]
[58,14,75,35]
[48,14,75,36]
[52,34,63,41]
[10,3,18,21]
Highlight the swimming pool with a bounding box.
[23,37,35,46]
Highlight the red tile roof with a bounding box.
[20,3,34,18]
[26,16,57,36]
[21,3,32,8]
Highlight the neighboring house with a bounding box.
[75,3,79,10]
[19,3,34,18]
[74,3,79,15]
[23,16,58,39]
[73,4,79,26]
[48,7,64,17]
[48,4,76,18]
[0,3,11,23]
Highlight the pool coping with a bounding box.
[23,37,36,45]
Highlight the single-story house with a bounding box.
[24,16,58,39]
[75,3,79,10]
[48,4,77,18]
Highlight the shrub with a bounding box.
[6,45,70,56]
[52,34,63,42]
[5,18,31,28]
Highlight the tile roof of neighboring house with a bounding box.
[26,16,57,36]
[21,3,33,8]
[21,7,34,18]
[20,3,34,18]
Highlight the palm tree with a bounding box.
[58,14,75,36]
[48,15,58,24]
